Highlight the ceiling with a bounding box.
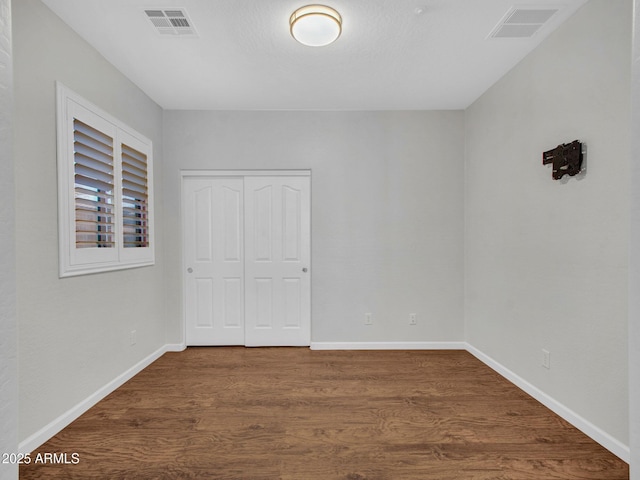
[40,0,588,110]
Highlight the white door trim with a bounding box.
[181,170,311,178]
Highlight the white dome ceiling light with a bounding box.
[290,5,342,47]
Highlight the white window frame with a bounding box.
[56,82,155,277]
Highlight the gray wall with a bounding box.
[0,0,17,478]
[13,0,166,443]
[163,111,465,345]
[629,0,640,476]
[465,0,631,448]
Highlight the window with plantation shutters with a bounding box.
[57,83,154,277]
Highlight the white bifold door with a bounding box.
[184,174,310,346]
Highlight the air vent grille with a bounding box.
[504,9,557,25]
[489,7,559,39]
[145,8,197,36]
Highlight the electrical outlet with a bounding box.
[130,330,137,346]
[542,349,550,369]
[409,313,417,325]
[365,313,372,325]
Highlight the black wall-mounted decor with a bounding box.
[542,140,583,180]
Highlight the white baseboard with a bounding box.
[165,343,187,352]
[310,341,467,350]
[19,345,168,454]
[465,343,630,463]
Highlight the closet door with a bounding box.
[184,177,244,345]
[244,176,311,346]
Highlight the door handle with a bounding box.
[302,267,308,273]
[187,267,193,273]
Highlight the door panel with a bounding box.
[222,187,242,261]
[185,177,244,345]
[223,277,242,327]
[195,278,214,327]
[253,185,273,261]
[244,176,311,346]
[194,186,213,262]
[283,185,302,261]
[283,278,302,328]
[254,278,274,328]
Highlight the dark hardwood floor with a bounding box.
[20,348,628,479]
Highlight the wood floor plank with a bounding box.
[20,348,628,479]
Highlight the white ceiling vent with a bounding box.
[145,9,197,36]
[489,7,559,38]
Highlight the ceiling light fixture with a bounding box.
[290,5,342,47]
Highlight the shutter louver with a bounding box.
[73,119,115,248]
[121,144,149,248]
